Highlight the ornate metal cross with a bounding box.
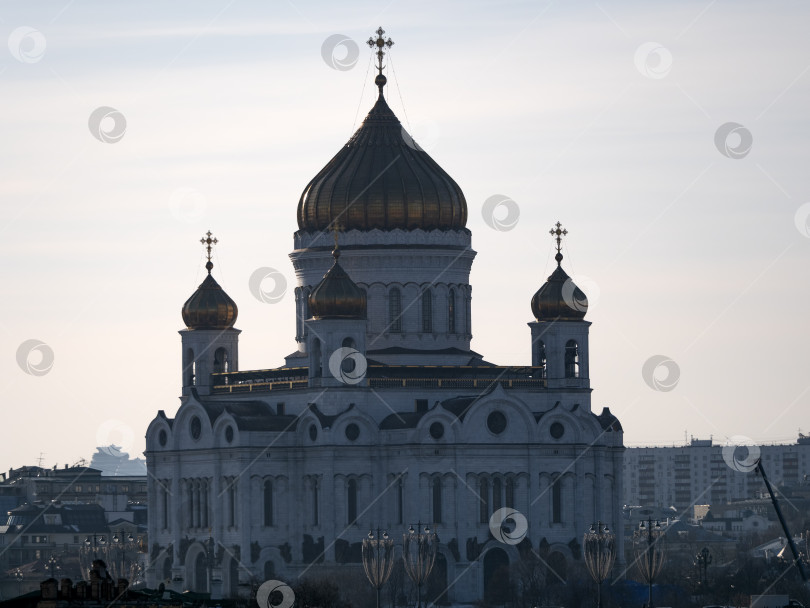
[367,27,394,75]
[550,221,568,254]
[200,231,218,262]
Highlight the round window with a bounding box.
[158,429,167,447]
[345,423,360,441]
[487,411,507,435]
[550,422,565,439]
[429,422,445,440]
[309,424,318,441]
[225,426,234,443]
[190,416,202,440]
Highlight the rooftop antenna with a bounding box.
[37,452,45,467]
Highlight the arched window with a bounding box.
[161,481,170,531]
[312,339,322,378]
[389,288,402,333]
[184,348,195,387]
[552,475,562,523]
[201,480,209,528]
[312,478,319,526]
[397,478,404,524]
[263,480,273,527]
[493,477,502,512]
[448,289,456,334]
[213,347,229,374]
[432,477,442,523]
[479,478,490,524]
[227,479,237,528]
[505,478,515,509]
[565,340,579,378]
[536,340,547,378]
[341,337,357,375]
[465,288,472,334]
[347,479,358,525]
[422,288,433,333]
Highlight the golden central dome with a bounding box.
[297,88,467,232]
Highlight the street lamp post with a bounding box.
[362,528,395,608]
[583,522,616,608]
[695,547,712,588]
[12,568,23,596]
[402,523,437,608]
[84,534,107,559]
[46,555,61,578]
[634,519,665,608]
[111,534,136,580]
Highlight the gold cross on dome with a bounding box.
[200,230,218,262]
[367,26,394,74]
[549,222,567,254]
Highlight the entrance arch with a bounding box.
[193,553,207,592]
[483,548,510,605]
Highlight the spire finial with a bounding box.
[331,221,342,259]
[200,230,218,274]
[549,221,567,266]
[367,26,394,97]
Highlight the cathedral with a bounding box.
[145,28,624,604]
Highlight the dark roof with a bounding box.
[199,400,299,432]
[297,89,467,232]
[597,407,623,432]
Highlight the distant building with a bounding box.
[0,465,147,599]
[623,436,810,511]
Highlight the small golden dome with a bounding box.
[531,252,588,322]
[182,231,238,330]
[308,250,367,320]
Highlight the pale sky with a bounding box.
[2,0,809,469]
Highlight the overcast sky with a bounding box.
[2,0,809,469]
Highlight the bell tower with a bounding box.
[179,231,240,396]
[528,222,590,390]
